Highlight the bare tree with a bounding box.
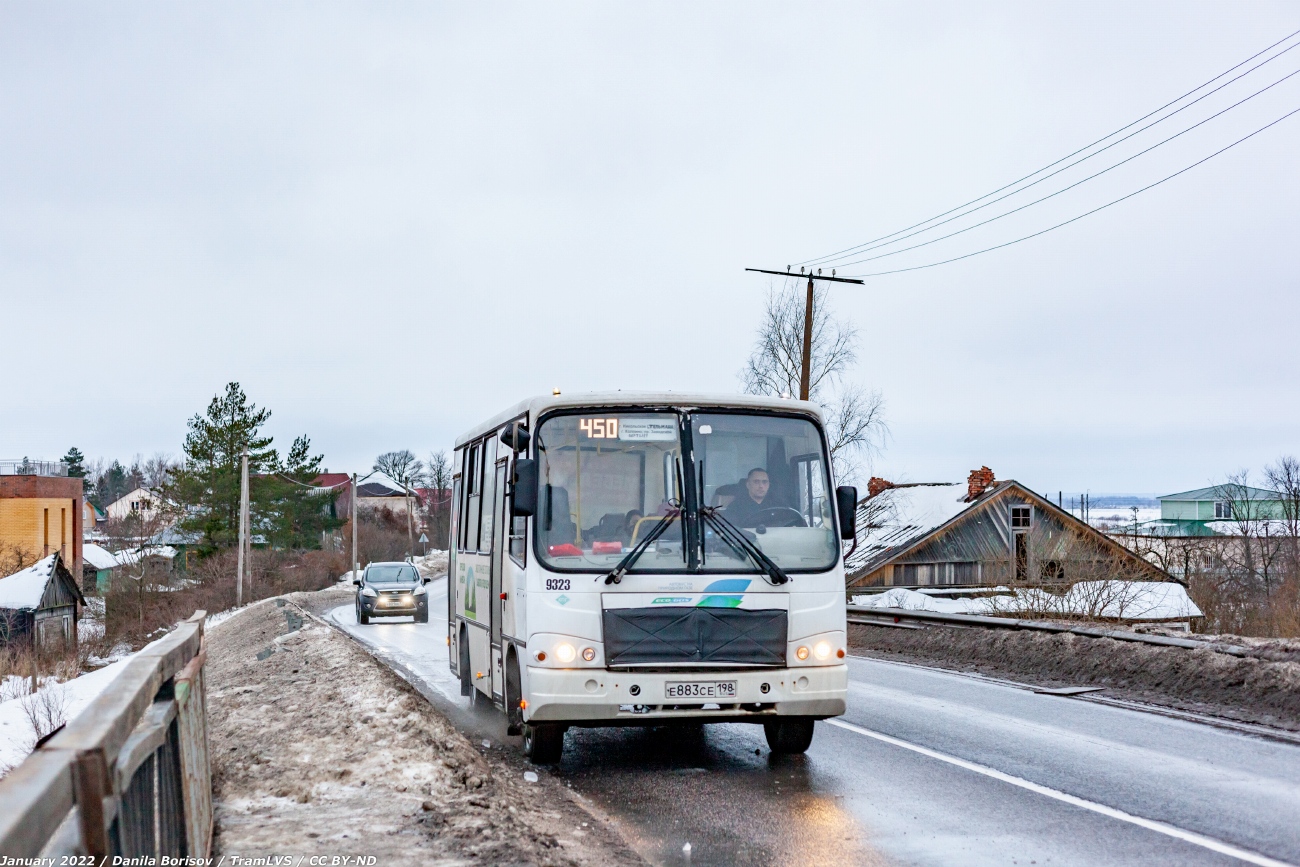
[1266,455,1300,583]
[374,450,425,558]
[426,450,452,550]
[142,453,176,490]
[740,280,887,484]
[21,683,68,750]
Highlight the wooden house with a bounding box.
[847,467,1170,590]
[0,553,85,652]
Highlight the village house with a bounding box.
[847,467,1171,590]
[104,487,164,521]
[81,542,119,595]
[0,553,85,651]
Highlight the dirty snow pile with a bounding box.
[852,581,1203,621]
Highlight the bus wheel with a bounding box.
[523,723,564,764]
[763,718,815,754]
[459,627,473,697]
[505,654,523,736]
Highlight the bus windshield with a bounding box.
[535,412,687,572]
[534,409,838,574]
[694,412,837,572]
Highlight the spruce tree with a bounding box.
[267,435,343,549]
[62,447,87,478]
[166,382,278,552]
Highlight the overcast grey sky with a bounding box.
[2,3,1297,494]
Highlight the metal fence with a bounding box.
[0,610,212,858]
[0,459,69,476]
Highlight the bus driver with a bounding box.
[722,467,771,527]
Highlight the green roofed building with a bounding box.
[1159,485,1287,522]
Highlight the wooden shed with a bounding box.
[847,468,1170,590]
[0,553,85,652]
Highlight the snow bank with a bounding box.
[0,655,134,771]
[852,581,1202,621]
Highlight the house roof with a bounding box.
[1159,484,1281,502]
[115,545,178,567]
[0,554,84,610]
[847,477,1170,583]
[845,482,975,575]
[82,543,119,571]
[313,473,352,488]
[357,481,405,498]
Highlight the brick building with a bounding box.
[0,472,84,579]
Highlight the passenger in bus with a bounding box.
[721,468,772,527]
[621,509,643,544]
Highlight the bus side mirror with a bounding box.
[501,425,530,452]
[836,486,858,540]
[512,459,538,516]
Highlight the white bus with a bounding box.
[448,392,856,764]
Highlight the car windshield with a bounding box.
[694,412,838,572]
[366,564,419,583]
[535,412,687,572]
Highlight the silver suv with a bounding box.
[354,561,430,624]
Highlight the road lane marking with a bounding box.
[826,718,1296,867]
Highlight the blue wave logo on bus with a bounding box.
[697,579,751,608]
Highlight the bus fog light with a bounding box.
[813,641,832,661]
[796,646,810,661]
[555,643,576,663]
[581,647,596,662]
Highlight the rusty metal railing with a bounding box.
[0,610,212,858]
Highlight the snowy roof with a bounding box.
[115,545,178,567]
[846,482,975,574]
[0,555,58,610]
[82,543,119,571]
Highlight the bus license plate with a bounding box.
[665,681,737,699]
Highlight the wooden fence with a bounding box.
[0,610,212,858]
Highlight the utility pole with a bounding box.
[350,472,358,580]
[745,266,864,400]
[236,448,249,607]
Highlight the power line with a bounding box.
[830,66,1300,269]
[796,26,1300,268]
[842,103,1300,278]
[812,49,1300,267]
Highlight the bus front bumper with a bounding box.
[524,664,847,724]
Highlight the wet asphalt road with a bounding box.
[327,578,1300,867]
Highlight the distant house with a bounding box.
[0,553,85,651]
[83,500,106,530]
[847,467,1171,589]
[81,542,119,595]
[104,487,163,521]
[1159,485,1287,522]
[356,480,409,513]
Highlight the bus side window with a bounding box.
[462,444,481,551]
[508,456,527,566]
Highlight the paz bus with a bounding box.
[448,392,856,764]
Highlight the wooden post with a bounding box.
[799,275,814,401]
[236,450,248,606]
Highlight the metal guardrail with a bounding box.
[0,459,69,476]
[0,610,212,858]
[846,605,1251,658]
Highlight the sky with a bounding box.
[1,2,1297,495]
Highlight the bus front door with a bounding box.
[489,459,508,700]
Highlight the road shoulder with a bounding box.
[206,589,645,866]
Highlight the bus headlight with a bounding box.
[789,631,846,666]
[813,641,832,661]
[582,647,596,662]
[555,643,577,663]
[796,646,810,660]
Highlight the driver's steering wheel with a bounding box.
[753,507,807,528]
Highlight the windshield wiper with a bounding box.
[604,510,680,585]
[700,507,790,586]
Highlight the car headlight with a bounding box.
[413,584,427,596]
[361,587,377,598]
